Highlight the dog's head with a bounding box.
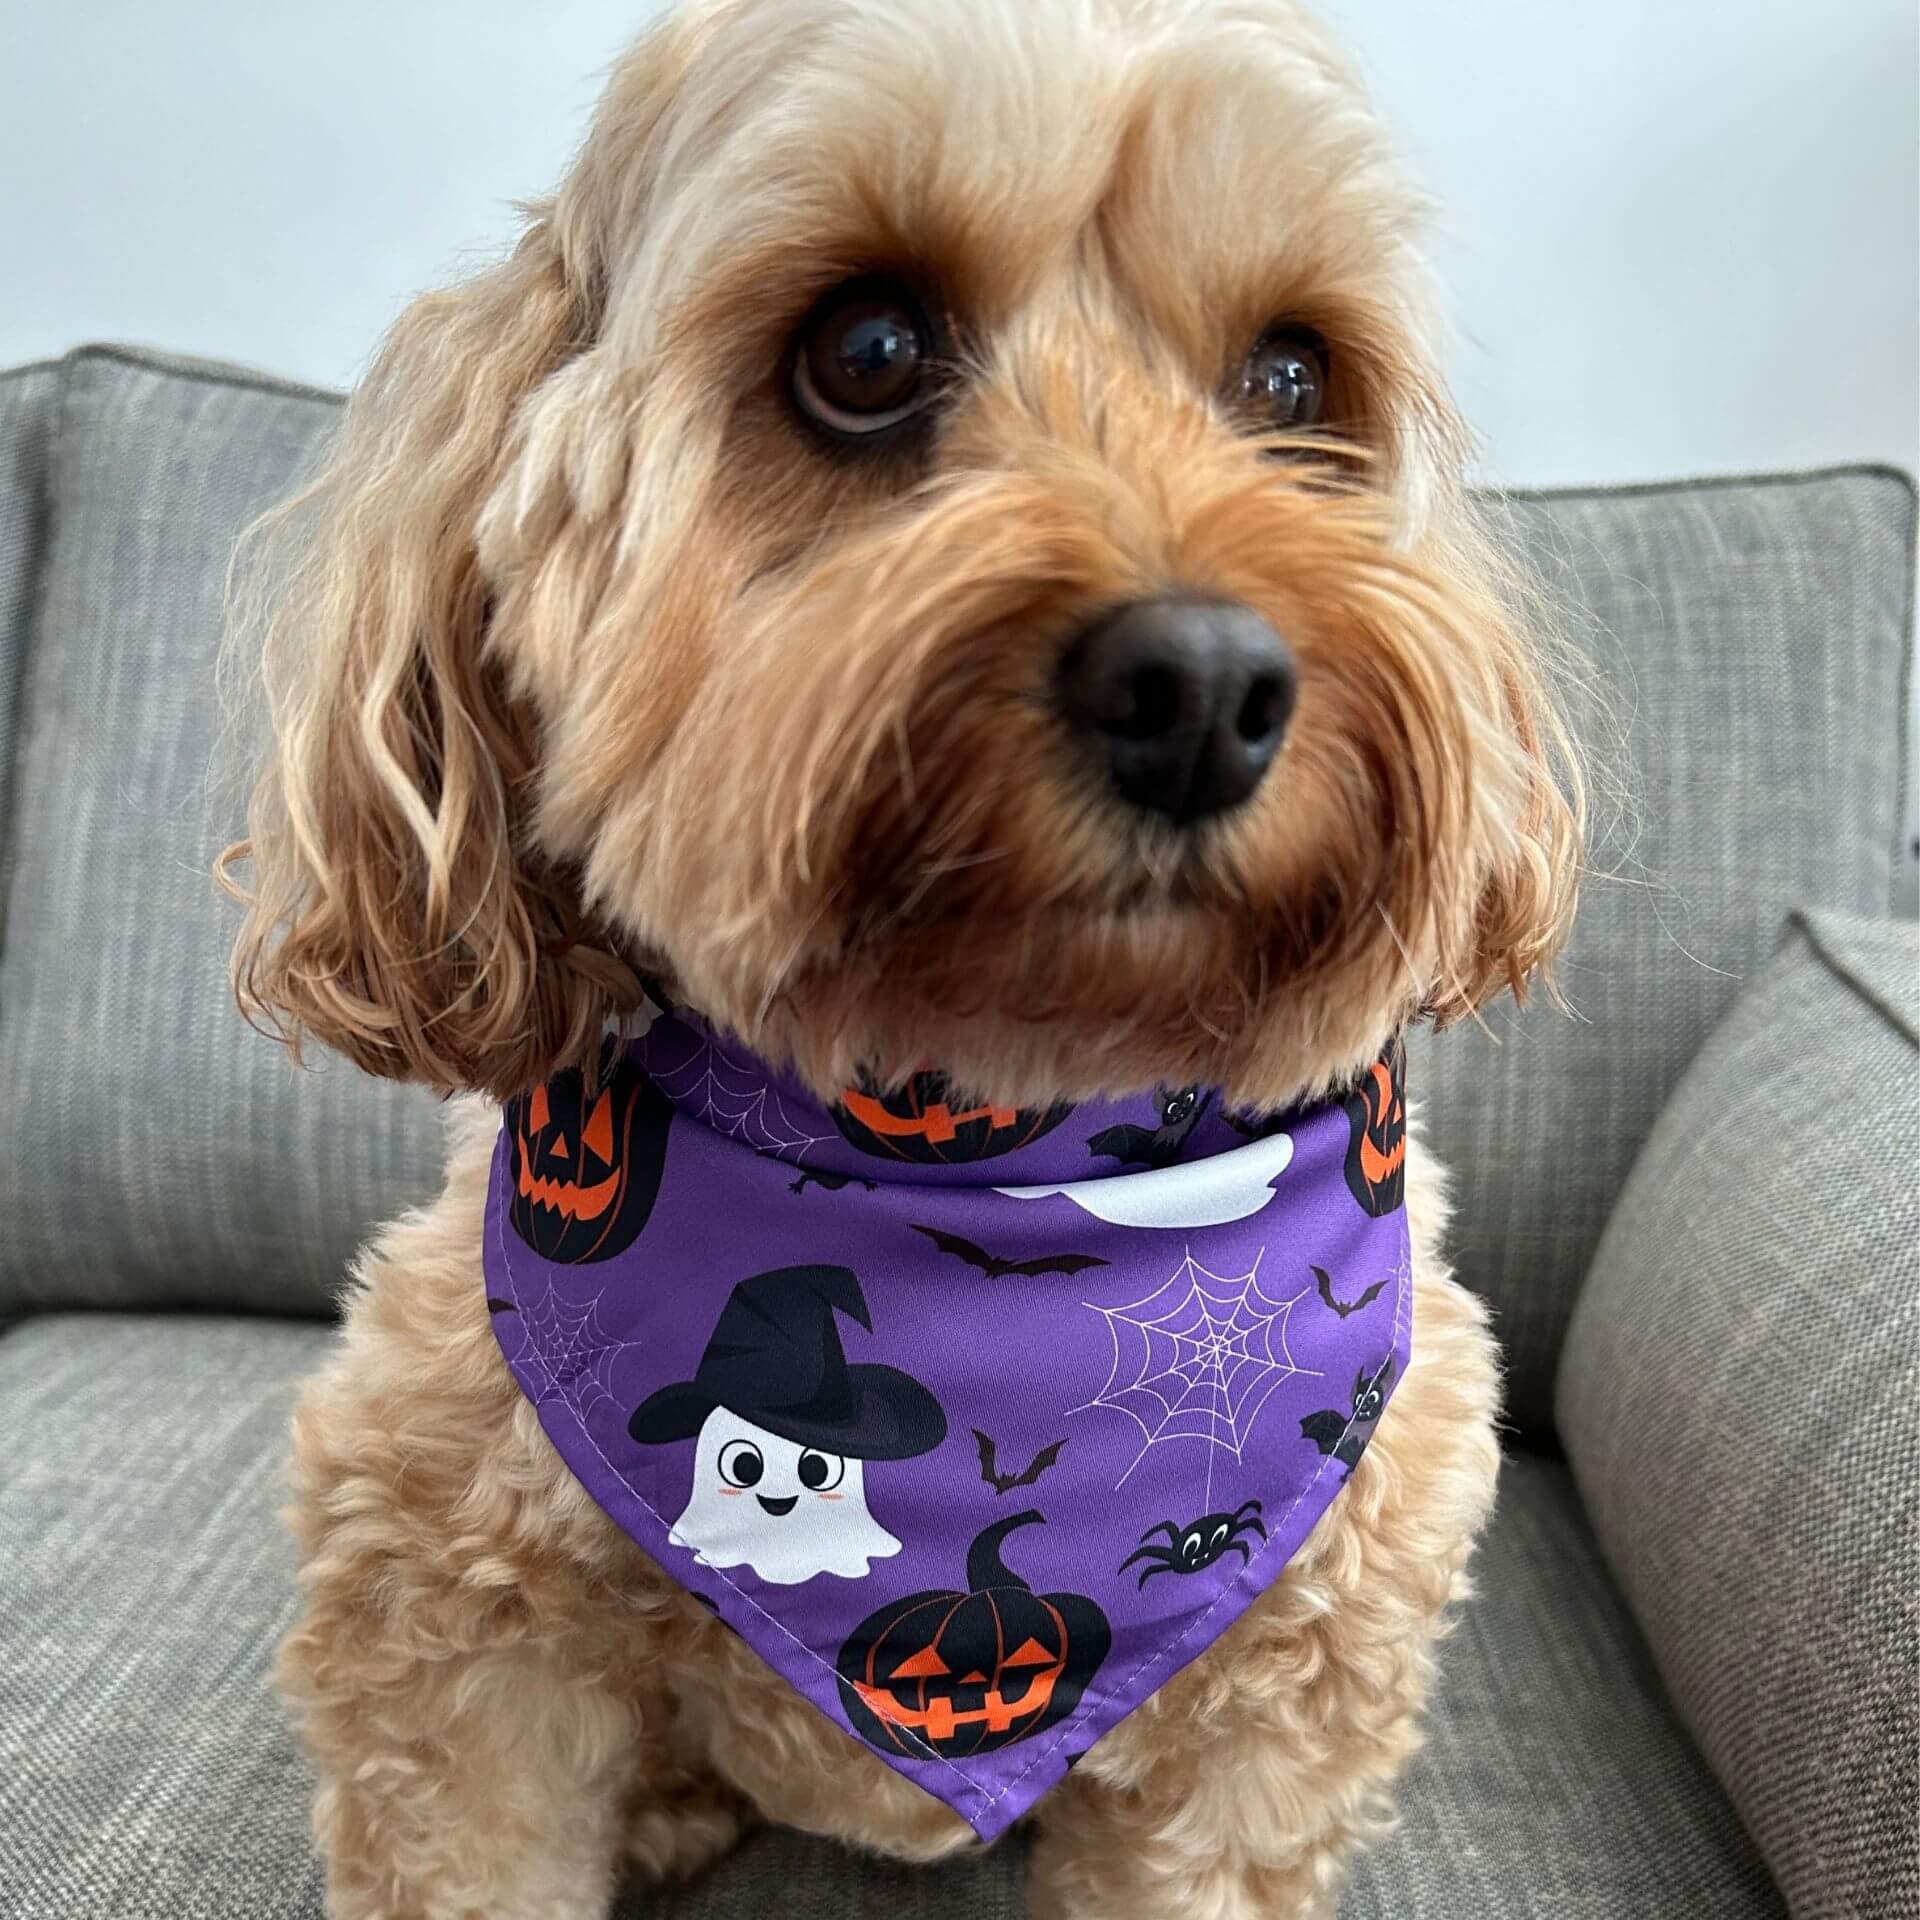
[228,0,1580,1109]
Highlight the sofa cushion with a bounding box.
[1559,911,1920,1920]
[0,1311,1781,1918]
[1414,469,1916,1430]
[0,347,444,1321]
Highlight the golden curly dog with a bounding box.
[224,2,1581,1913]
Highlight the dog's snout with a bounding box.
[1057,597,1297,825]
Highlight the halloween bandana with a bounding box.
[484,1012,1412,1842]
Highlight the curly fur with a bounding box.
[226,2,1580,1914]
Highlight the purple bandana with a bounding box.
[483,1013,1411,1841]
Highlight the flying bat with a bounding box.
[787,1168,878,1195]
[1087,1086,1213,1169]
[1300,1359,1395,1475]
[910,1224,1109,1278]
[1312,1265,1388,1319]
[973,1428,1067,1496]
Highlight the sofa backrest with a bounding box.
[0,348,443,1321]
[0,347,1911,1435]
[1415,473,1914,1427]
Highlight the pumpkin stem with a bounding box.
[966,1509,1044,1591]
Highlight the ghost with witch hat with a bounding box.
[629,1265,946,1586]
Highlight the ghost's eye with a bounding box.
[718,1440,765,1488]
[797,1449,845,1492]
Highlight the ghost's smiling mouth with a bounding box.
[757,1494,799,1517]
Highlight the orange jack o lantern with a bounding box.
[1341,1040,1406,1216]
[831,1069,1071,1166]
[837,1511,1109,1759]
[507,1050,672,1263]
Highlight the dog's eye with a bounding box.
[793,276,935,439]
[1243,325,1328,431]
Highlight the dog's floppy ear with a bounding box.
[222,203,640,1097]
[1424,516,1585,1025]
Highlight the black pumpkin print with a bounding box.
[507,1049,672,1263]
[831,1069,1071,1165]
[837,1511,1109,1758]
[1341,1040,1406,1217]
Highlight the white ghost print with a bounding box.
[668,1406,903,1585]
[996,1131,1294,1228]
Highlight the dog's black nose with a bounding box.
[1057,597,1297,824]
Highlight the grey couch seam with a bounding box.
[1781,911,1920,1048]
[0,354,75,965]
[1890,483,1918,906]
[64,342,344,410]
[1503,462,1917,507]
[0,356,68,389]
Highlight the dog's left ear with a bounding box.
[221,17,708,1097]
[219,205,637,1100]
[1426,547,1584,1024]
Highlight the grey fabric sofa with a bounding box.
[0,343,1914,1920]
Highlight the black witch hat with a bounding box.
[628,1265,946,1461]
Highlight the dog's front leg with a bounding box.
[278,1389,747,1920]
[281,1604,645,1920]
[276,1127,742,1920]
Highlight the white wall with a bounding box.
[2,0,1915,490]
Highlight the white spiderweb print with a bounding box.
[508,1283,628,1419]
[1075,1250,1321,1502]
[648,1030,830,1164]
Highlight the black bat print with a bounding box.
[1299,1358,1395,1475]
[1223,1105,1289,1140]
[485,1298,518,1314]
[1312,1265,1388,1319]
[788,1168,878,1195]
[973,1429,1068,1496]
[910,1225,1110,1279]
[1087,1085,1213,1169]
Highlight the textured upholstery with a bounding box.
[0,1313,1781,1920]
[1414,471,1916,1428]
[0,348,445,1322]
[1560,911,1920,1920]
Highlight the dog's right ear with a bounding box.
[221,201,641,1098]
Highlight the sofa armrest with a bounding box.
[1557,910,1918,1919]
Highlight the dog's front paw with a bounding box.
[622,1771,751,1882]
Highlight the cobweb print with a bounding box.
[1075,1250,1321,1501]
[648,1028,830,1163]
[505,1282,629,1420]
